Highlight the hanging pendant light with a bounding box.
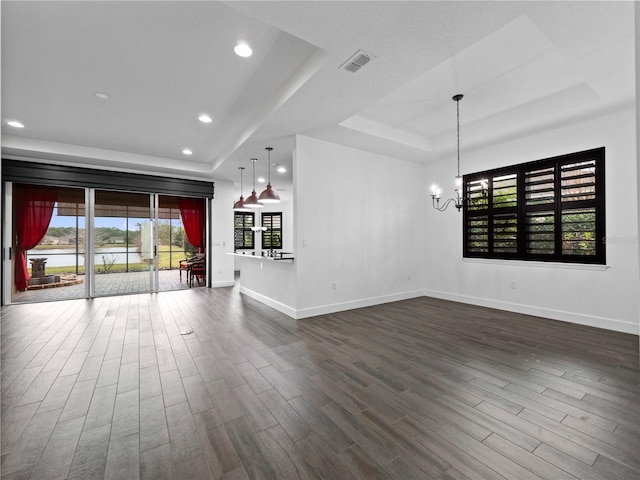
[258,147,281,204]
[431,94,466,212]
[233,167,249,211]
[244,158,264,209]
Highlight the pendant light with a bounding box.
[244,158,263,208]
[431,94,465,212]
[233,167,249,211]
[258,147,281,204]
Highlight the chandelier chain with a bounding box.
[456,97,461,178]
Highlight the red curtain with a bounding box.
[179,198,205,253]
[14,185,58,291]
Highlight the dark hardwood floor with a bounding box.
[1,283,638,479]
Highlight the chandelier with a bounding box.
[431,94,465,212]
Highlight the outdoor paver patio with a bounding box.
[12,269,203,303]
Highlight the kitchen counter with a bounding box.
[231,251,296,317]
[229,252,294,261]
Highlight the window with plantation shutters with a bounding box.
[463,147,605,264]
[492,173,518,255]
[525,165,555,255]
[234,212,255,250]
[261,212,282,249]
[561,161,598,256]
[466,179,489,254]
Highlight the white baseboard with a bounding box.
[239,287,425,320]
[295,290,425,320]
[424,289,639,335]
[236,285,638,335]
[239,286,297,318]
[210,280,236,288]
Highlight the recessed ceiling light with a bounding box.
[95,92,110,100]
[276,165,287,173]
[234,43,252,58]
[198,114,212,123]
[257,177,266,184]
[182,149,193,155]
[7,120,24,128]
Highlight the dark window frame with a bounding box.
[234,212,255,250]
[463,147,605,264]
[261,212,283,250]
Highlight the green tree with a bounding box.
[173,227,186,248]
[157,221,173,246]
[46,226,75,237]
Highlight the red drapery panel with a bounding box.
[14,185,58,291]
[179,198,205,253]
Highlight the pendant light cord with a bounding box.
[251,158,257,191]
[265,147,273,186]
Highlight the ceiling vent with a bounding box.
[340,50,371,73]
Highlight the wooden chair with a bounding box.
[179,253,205,282]
[188,261,205,287]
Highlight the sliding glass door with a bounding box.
[93,190,155,297]
[9,184,88,303]
[4,181,208,304]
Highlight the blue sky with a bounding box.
[50,210,164,231]
[50,213,127,230]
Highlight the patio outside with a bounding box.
[13,269,203,303]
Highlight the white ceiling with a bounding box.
[1,1,635,202]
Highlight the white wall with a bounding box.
[635,1,640,336]
[294,135,427,318]
[210,179,236,287]
[424,108,639,334]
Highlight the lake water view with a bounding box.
[26,247,144,267]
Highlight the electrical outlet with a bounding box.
[408,274,411,281]
[511,281,517,289]
[302,239,308,247]
[332,281,337,290]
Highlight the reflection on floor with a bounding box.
[12,269,203,303]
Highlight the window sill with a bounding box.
[462,258,609,271]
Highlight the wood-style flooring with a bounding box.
[1,284,638,479]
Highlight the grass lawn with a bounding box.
[35,245,189,274]
[33,243,137,250]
